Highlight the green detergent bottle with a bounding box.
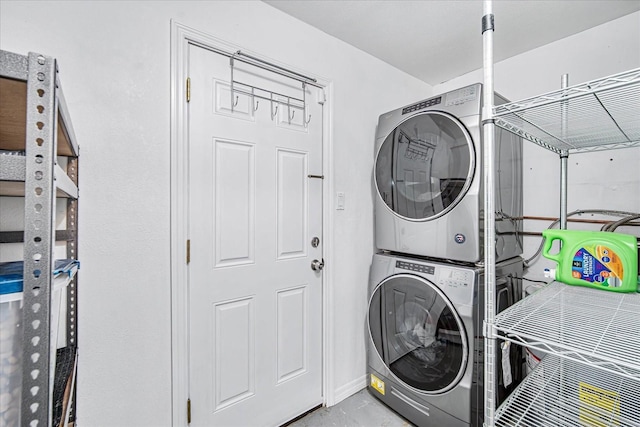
[542,229,639,293]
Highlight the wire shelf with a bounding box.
[494,282,640,379]
[493,68,640,154]
[495,355,640,427]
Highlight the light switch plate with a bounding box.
[336,191,345,210]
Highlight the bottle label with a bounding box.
[572,245,623,287]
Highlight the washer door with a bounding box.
[375,111,475,221]
[368,273,468,394]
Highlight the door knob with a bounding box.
[311,258,325,271]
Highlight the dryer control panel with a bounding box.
[394,259,476,305]
[437,268,474,289]
[445,85,479,106]
[395,260,434,275]
[401,96,441,115]
[436,267,476,306]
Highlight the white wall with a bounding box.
[3,2,638,425]
[0,1,431,425]
[434,11,640,281]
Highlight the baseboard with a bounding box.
[331,375,367,406]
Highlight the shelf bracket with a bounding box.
[483,321,497,339]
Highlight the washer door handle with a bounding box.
[311,258,325,271]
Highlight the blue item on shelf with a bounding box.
[0,261,23,277]
[0,260,80,295]
[0,274,23,294]
[54,259,80,276]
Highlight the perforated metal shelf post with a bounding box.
[1,50,80,427]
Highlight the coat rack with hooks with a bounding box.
[229,50,316,125]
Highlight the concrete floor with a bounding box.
[287,389,414,427]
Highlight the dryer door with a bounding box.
[368,273,468,394]
[375,111,474,221]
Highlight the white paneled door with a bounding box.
[187,45,324,426]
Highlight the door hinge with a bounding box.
[186,77,191,103]
[186,239,191,264]
[187,398,192,424]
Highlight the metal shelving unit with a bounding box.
[0,50,80,427]
[495,355,640,427]
[481,2,640,426]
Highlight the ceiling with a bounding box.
[263,0,640,85]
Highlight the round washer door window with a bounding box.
[375,111,474,220]
[368,274,468,394]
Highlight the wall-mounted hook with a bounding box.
[287,98,293,124]
[253,98,259,112]
[230,56,235,112]
[233,95,239,107]
[270,94,278,120]
[302,82,311,127]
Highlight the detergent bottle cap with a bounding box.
[543,268,556,280]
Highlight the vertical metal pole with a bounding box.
[558,76,569,411]
[21,52,57,427]
[482,1,496,426]
[559,74,569,230]
[65,162,78,347]
[66,156,79,423]
[230,56,235,113]
[302,82,308,127]
[559,153,568,229]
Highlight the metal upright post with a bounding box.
[66,157,79,424]
[21,52,58,427]
[560,74,569,230]
[482,1,497,426]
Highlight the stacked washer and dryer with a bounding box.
[367,84,524,426]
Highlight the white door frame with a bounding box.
[169,20,335,426]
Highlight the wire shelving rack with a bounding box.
[481,2,640,426]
